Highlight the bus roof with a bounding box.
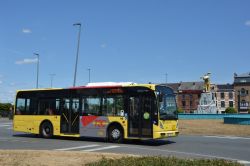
[16,83,159,93]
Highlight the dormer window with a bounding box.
[240,79,247,83]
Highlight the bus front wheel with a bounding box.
[108,125,123,143]
[40,121,53,138]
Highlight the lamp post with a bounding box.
[87,68,91,83]
[73,23,82,87]
[34,53,39,89]
[165,73,168,83]
[49,74,56,88]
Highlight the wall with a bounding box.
[178,113,250,119]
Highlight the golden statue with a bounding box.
[201,72,211,92]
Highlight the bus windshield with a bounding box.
[156,85,178,120]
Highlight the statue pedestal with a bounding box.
[196,92,217,114]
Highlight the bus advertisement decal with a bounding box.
[81,116,98,127]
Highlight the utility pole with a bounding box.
[34,53,39,89]
[49,74,56,88]
[87,68,91,83]
[73,23,82,87]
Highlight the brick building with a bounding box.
[215,84,235,113]
[234,72,250,113]
[177,82,203,113]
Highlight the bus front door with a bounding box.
[128,96,153,138]
[60,98,80,134]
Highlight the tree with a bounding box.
[225,107,236,114]
[0,103,13,117]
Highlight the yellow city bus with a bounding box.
[13,83,178,142]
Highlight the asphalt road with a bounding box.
[1,119,250,165]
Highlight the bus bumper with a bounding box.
[154,131,179,139]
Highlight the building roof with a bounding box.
[234,72,250,84]
[178,82,204,91]
[161,83,181,93]
[234,72,250,78]
[216,84,234,91]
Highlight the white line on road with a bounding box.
[238,160,250,164]
[203,135,250,140]
[82,145,120,152]
[0,122,12,124]
[0,125,11,127]
[121,145,250,164]
[6,127,12,130]
[54,145,99,151]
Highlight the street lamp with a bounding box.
[87,68,91,83]
[34,53,39,89]
[73,23,82,87]
[49,74,56,88]
[165,73,168,83]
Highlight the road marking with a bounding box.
[203,135,250,140]
[54,144,99,151]
[0,122,12,124]
[122,145,250,164]
[0,125,11,127]
[82,145,120,152]
[238,160,250,164]
[6,127,12,130]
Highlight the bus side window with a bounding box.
[102,96,124,116]
[82,97,101,116]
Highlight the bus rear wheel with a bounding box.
[108,125,123,143]
[40,121,53,138]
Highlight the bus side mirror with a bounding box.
[158,94,163,102]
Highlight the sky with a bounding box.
[0,0,250,103]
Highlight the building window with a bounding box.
[240,100,247,107]
[190,101,193,107]
[182,94,185,100]
[182,101,186,107]
[189,94,193,99]
[229,101,234,108]
[220,92,224,99]
[221,101,225,108]
[229,92,233,99]
[241,88,246,96]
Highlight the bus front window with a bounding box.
[159,95,177,120]
[156,85,178,120]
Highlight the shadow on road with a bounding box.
[13,134,176,146]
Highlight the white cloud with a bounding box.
[0,80,2,84]
[245,20,250,27]
[9,82,15,86]
[100,43,107,48]
[15,58,38,65]
[22,28,32,34]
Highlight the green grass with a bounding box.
[87,156,242,166]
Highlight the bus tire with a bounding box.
[108,125,124,143]
[40,121,53,138]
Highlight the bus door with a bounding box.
[60,98,80,134]
[128,95,153,138]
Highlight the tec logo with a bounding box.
[94,120,107,127]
